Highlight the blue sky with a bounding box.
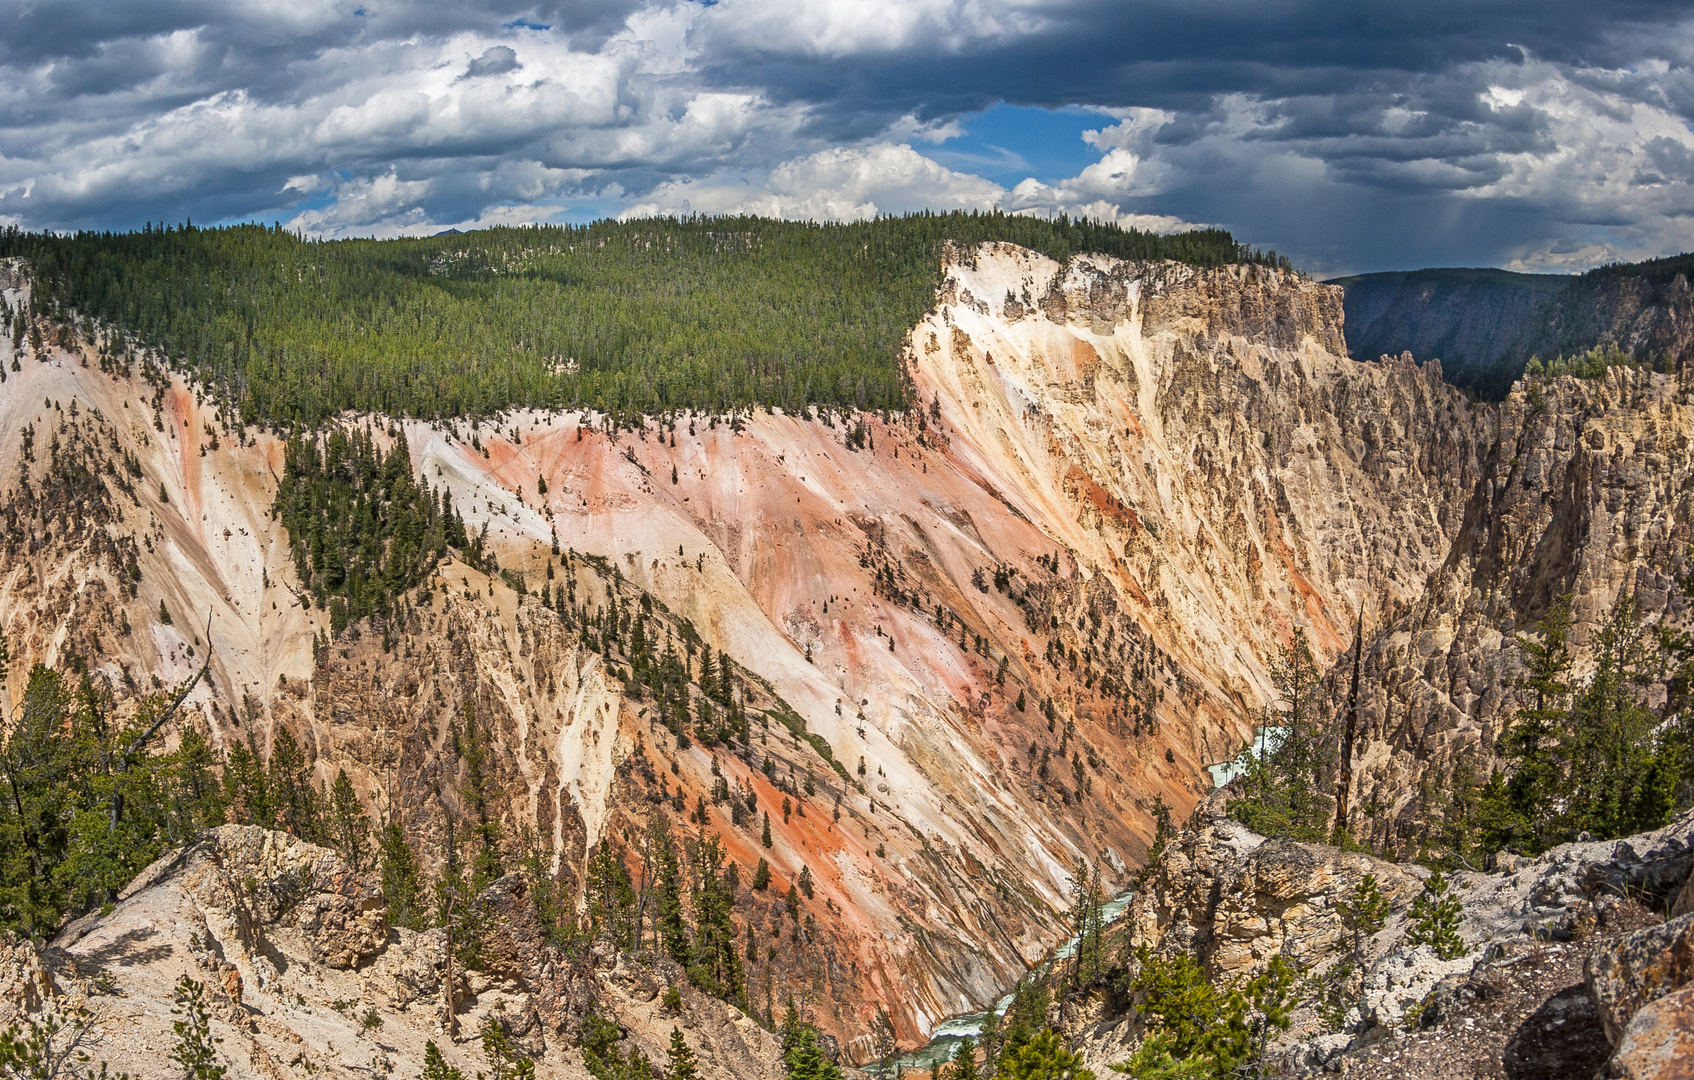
[928,106,1116,190]
[2,1,1692,275]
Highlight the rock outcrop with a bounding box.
[1073,802,1694,1078]
[3,827,787,1080]
[1589,914,1694,1046]
[1124,803,1423,980]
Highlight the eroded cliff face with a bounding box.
[0,244,1548,1057]
[917,246,1485,765]
[1334,365,1694,850]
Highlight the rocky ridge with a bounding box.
[1065,798,1694,1078]
[0,826,786,1080]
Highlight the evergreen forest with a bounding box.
[0,214,1287,424]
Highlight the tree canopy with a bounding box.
[1,214,1284,424]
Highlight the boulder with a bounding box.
[1462,810,1694,946]
[1607,984,1694,1079]
[1586,912,1694,1046]
[1351,945,1474,1035]
[1671,868,1694,921]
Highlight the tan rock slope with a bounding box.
[0,242,1660,1059]
[0,826,784,1080]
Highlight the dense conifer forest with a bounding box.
[0,213,1286,424]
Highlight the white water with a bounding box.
[1205,725,1286,789]
[867,889,1137,1075]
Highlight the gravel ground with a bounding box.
[1337,901,1662,1080]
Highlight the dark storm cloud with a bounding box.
[463,45,522,79]
[0,0,1690,271]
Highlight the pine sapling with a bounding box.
[169,976,226,1080]
[1406,871,1466,960]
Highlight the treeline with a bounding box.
[1522,342,1674,381]
[0,213,1284,424]
[1225,590,1694,866]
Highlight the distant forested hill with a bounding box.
[1334,254,1694,399]
[0,213,1284,424]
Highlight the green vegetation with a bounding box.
[0,646,223,936]
[2,215,1282,424]
[1113,947,1296,1080]
[1067,857,1106,989]
[944,1036,981,1080]
[273,427,461,631]
[169,977,228,1080]
[1226,630,1333,843]
[664,1028,700,1080]
[1521,342,1672,381]
[580,1014,655,1080]
[478,1016,537,1080]
[1404,872,1466,960]
[1313,873,1391,1027]
[1475,597,1681,857]
[1000,1031,1094,1080]
[1224,588,1691,867]
[421,1042,464,1080]
[780,1010,845,1080]
[0,1005,130,1080]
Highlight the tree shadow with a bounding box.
[1502,984,1611,1080]
[75,926,175,969]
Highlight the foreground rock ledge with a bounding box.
[0,826,791,1080]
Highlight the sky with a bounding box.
[3,1,1694,275]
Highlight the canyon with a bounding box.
[0,242,1688,1074]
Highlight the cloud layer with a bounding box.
[2,1,1692,272]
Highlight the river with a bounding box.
[866,888,1138,1076]
[868,727,1284,1075]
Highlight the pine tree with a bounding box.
[947,1035,980,1080]
[1491,603,1574,852]
[422,1041,465,1080]
[998,1031,1092,1080]
[1406,871,1466,960]
[269,728,319,841]
[169,976,228,1080]
[686,834,743,1001]
[1339,874,1389,971]
[651,818,690,963]
[781,1024,844,1080]
[585,840,636,948]
[174,728,225,829]
[222,738,273,829]
[327,769,371,872]
[761,812,772,848]
[379,817,428,931]
[478,1016,536,1080]
[516,823,567,947]
[457,704,503,888]
[665,1027,699,1080]
[753,858,772,891]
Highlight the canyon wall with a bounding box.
[0,244,1644,1056]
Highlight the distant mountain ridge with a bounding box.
[1332,254,1694,398]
